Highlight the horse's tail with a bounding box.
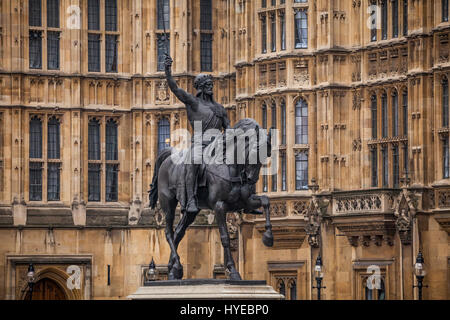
[149,147,173,209]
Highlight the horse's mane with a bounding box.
[232,118,260,132]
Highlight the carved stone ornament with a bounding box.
[392,189,418,245]
[305,196,329,248]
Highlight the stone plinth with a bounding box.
[127,279,284,300]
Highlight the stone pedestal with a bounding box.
[127,279,284,300]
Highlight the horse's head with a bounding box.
[232,119,272,185]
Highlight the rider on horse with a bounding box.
[164,54,231,214]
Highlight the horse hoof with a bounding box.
[229,271,242,281]
[170,263,183,280]
[262,231,274,247]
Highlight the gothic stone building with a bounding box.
[0,0,449,300]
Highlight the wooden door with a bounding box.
[25,278,67,300]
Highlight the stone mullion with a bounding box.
[149,113,158,176]
[435,75,443,180]
[286,95,295,193]
[42,116,48,203]
[100,116,106,203]
[133,0,143,75]
[133,112,143,203]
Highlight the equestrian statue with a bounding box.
[148,54,274,281]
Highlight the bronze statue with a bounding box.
[149,54,274,281]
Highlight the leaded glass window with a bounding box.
[371,148,378,187]
[261,15,267,53]
[157,34,170,71]
[382,0,388,39]
[281,100,286,144]
[392,91,399,137]
[271,102,277,129]
[403,0,408,36]
[200,0,212,30]
[271,15,276,52]
[47,163,60,201]
[29,0,42,27]
[294,10,308,49]
[392,0,398,38]
[444,138,450,179]
[371,95,377,139]
[105,35,118,73]
[106,164,118,202]
[263,175,268,192]
[30,117,42,159]
[157,0,170,30]
[29,162,43,201]
[382,147,388,187]
[289,280,297,300]
[47,0,59,28]
[370,5,377,41]
[88,34,101,72]
[200,34,213,72]
[88,119,101,160]
[295,99,308,144]
[262,104,267,129]
[393,146,399,188]
[444,78,449,127]
[403,143,408,173]
[443,0,449,22]
[262,0,267,8]
[105,0,117,31]
[29,31,42,69]
[403,91,408,136]
[106,120,118,161]
[295,152,308,190]
[382,93,388,137]
[47,31,60,70]
[88,163,101,201]
[280,13,286,50]
[158,118,170,154]
[47,117,60,159]
[88,0,100,30]
[281,152,287,191]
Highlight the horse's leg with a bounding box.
[161,195,183,280]
[215,201,242,281]
[247,194,273,247]
[259,195,274,247]
[173,211,197,249]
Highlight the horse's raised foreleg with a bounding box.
[246,194,273,247]
[215,201,242,281]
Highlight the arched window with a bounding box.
[261,15,267,53]
[289,280,297,300]
[88,119,101,160]
[294,10,308,49]
[158,118,171,154]
[295,152,308,190]
[106,119,118,161]
[444,138,449,179]
[47,117,60,159]
[30,116,42,158]
[381,92,388,138]
[295,99,308,144]
[392,90,399,137]
[443,77,449,127]
[157,0,170,30]
[277,279,286,297]
[371,147,378,187]
[371,95,377,139]
[262,104,267,129]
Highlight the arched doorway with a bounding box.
[24,278,67,300]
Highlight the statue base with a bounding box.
[127,279,284,300]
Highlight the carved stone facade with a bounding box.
[0,0,449,300]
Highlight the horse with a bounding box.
[149,118,274,281]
